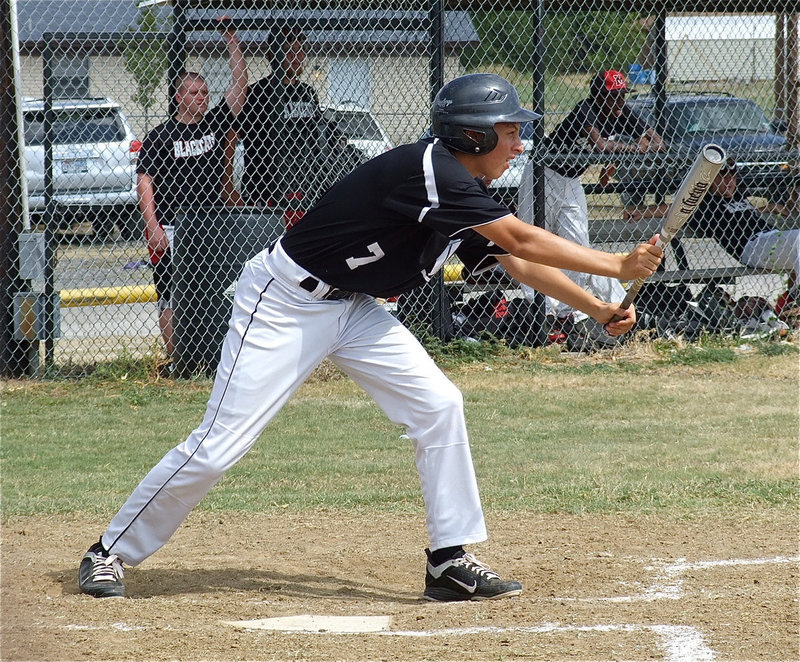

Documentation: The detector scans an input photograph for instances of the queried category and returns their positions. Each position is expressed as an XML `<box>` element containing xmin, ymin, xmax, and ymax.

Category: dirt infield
<box><xmin>3</xmin><ymin>510</ymin><xmax>798</xmax><ymax>661</ymax></box>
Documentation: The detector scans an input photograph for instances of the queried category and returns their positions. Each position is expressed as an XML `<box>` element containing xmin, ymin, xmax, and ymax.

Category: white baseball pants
<box><xmin>518</xmin><ymin>163</ymin><xmax>627</xmax><ymax>319</ymax></box>
<box><xmin>740</xmin><ymin>227</ymin><xmax>800</xmax><ymax>276</ymax></box>
<box><xmin>101</xmin><ymin>240</ymin><xmax>488</xmax><ymax>565</ymax></box>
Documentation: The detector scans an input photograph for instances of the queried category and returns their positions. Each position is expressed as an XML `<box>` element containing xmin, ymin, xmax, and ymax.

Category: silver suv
<box><xmin>22</xmin><ymin>97</ymin><xmax>141</xmax><ymax>240</ymax></box>
<box><xmin>320</xmin><ymin>103</ymin><xmax>394</xmax><ymax>160</ymax></box>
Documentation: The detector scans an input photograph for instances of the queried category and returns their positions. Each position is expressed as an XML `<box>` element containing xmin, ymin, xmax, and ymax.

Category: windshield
<box><xmin>667</xmin><ymin>100</ymin><xmax>772</xmax><ymax>136</ymax></box>
<box><xmin>23</xmin><ymin>108</ymin><xmax>125</xmax><ymax>146</ymax></box>
<box><xmin>325</xmin><ymin>110</ymin><xmax>383</xmax><ymax>140</ymax></box>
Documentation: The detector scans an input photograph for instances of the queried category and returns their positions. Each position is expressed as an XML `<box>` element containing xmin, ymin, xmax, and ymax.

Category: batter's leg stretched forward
<box><xmin>97</xmin><ymin>249</ymin><xmax>355</xmax><ymax>565</ymax></box>
<box><xmin>83</xmin><ymin>244</ymin><xmax>489</xmax><ymax>576</ymax></box>
<box><xmin>329</xmin><ymin>298</ymin><xmax>488</xmax><ymax>550</ymax></box>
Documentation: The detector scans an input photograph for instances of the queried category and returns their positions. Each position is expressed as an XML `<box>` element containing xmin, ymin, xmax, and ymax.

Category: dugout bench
<box><xmin>587</xmin><ymin>213</ymin><xmax>790</xmax><ymax>292</ymax></box>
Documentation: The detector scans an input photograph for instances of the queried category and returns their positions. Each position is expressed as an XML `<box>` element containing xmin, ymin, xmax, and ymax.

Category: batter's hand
<box><xmin>145</xmin><ymin>224</ymin><xmax>169</xmax><ymax>260</ymax></box>
<box><xmin>597</xmin><ymin>302</ymin><xmax>636</xmax><ymax>336</ymax></box>
<box><xmin>619</xmin><ymin>235</ymin><xmax>662</xmax><ymax>281</ymax></box>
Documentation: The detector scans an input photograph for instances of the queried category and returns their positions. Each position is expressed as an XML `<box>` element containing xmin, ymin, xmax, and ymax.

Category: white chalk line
<box><xmin>225</xmin><ymin>620</ymin><xmax>715</xmax><ymax>662</ymax></box>
<box><xmin>64</xmin><ymin>622</ymin><xmax>146</xmax><ymax>631</ymax></box>
<box><xmin>552</xmin><ymin>554</ymin><xmax>800</xmax><ymax>603</ymax></box>
<box><xmin>63</xmin><ymin>618</ymin><xmax>714</xmax><ymax>662</ymax></box>
<box><xmin>385</xmin><ymin>623</ymin><xmax>716</xmax><ymax>662</ymax></box>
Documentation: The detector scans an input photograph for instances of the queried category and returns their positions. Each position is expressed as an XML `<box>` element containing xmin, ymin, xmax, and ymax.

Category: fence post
<box><xmin>526</xmin><ymin>1</ymin><xmax>548</xmax><ymax>340</ymax></box>
<box><xmin>167</xmin><ymin>0</ymin><xmax>187</xmax><ymax>118</ymax></box>
<box><xmin>41</xmin><ymin>33</ymin><xmax>59</xmax><ymax>372</ymax></box>
<box><xmin>0</xmin><ymin>0</ymin><xmax>37</xmax><ymax>376</ymax></box>
<box><xmin>531</xmin><ymin>1</ymin><xmax>546</xmax><ymax>230</ymax></box>
<box><xmin>426</xmin><ymin>0</ymin><xmax>453</xmax><ymax>341</ymax></box>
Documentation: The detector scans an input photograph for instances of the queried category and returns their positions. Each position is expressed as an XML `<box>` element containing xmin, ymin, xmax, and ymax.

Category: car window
<box><xmin>23</xmin><ymin>108</ymin><xmax>125</xmax><ymax>146</ymax></box>
<box><xmin>326</xmin><ymin>110</ymin><xmax>382</xmax><ymax>140</ymax></box>
<box><xmin>519</xmin><ymin>121</ymin><xmax>537</xmax><ymax>140</ymax></box>
<box><xmin>669</xmin><ymin>101</ymin><xmax>772</xmax><ymax>136</ymax></box>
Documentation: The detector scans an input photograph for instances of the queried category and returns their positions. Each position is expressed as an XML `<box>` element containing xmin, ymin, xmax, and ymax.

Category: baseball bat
<box><xmin>611</xmin><ymin>143</ymin><xmax>726</xmax><ymax>320</ymax></box>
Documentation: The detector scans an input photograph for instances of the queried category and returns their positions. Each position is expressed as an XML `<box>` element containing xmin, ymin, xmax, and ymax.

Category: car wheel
<box><xmin>91</xmin><ymin>209</ymin><xmax>117</xmax><ymax>242</ymax></box>
<box><xmin>118</xmin><ymin>206</ymin><xmax>143</xmax><ymax>241</ymax></box>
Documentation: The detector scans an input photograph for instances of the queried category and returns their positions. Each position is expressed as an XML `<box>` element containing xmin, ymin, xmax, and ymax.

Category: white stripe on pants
<box><xmin>102</xmin><ymin>245</ymin><xmax>487</xmax><ymax>565</ymax></box>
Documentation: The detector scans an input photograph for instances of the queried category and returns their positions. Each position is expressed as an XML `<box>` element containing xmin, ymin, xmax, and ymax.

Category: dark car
<box><xmin>625</xmin><ymin>93</ymin><xmax>791</xmax><ymax>202</ymax></box>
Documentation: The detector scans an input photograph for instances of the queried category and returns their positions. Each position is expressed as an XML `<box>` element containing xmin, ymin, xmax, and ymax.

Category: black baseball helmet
<box><xmin>431</xmin><ymin>73</ymin><xmax>541</xmax><ymax>154</ymax></box>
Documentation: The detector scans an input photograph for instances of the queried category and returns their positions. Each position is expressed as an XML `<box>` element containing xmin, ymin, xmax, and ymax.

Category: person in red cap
<box><xmin>518</xmin><ymin>69</ymin><xmax>665</xmax><ymax>351</ymax></box>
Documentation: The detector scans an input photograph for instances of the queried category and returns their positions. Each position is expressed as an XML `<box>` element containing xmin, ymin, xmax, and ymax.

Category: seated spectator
<box><xmin>625</xmin><ymin>158</ymin><xmax>799</xmax><ymax>326</ymax></box>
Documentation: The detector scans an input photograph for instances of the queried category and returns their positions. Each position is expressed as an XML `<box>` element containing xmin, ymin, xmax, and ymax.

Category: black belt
<box><xmin>299</xmin><ymin>276</ymin><xmax>353</xmax><ymax>300</ymax></box>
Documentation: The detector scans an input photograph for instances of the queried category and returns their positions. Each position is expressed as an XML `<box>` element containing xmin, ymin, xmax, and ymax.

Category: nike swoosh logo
<box><xmin>450</xmin><ymin>577</ymin><xmax>477</xmax><ymax>593</ymax></box>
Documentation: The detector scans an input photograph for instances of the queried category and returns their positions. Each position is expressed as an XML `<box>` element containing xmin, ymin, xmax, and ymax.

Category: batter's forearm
<box><xmin>510</xmin><ymin>225</ymin><xmax>626</xmax><ymax>278</ymax></box>
<box><xmin>500</xmin><ymin>257</ymin><xmax>606</xmax><ymax>319</ymax></box>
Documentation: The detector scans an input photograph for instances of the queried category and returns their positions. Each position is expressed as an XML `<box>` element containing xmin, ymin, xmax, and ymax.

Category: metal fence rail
<box><xmin>2</xmin><ymin>0</ymin><xmax>797</xmax><ymax>376</ymax></box>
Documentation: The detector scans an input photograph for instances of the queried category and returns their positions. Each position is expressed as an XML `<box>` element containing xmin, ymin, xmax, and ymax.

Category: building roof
<box><xmin>17</xmin><ymin>1</ymin><xmax>144</xmax><ymax>42</ymax></box>
<box><xmin>185</xmin><ymin>9</ymin><xmax>478</xmax><ymax>48</ymax></box>
<box><xmin>169</xmin><ymin>0</ymin><xmax>799</xmax><ymax>12</ymax></box>
<box><xmin>15</xmin><ymin>0</ymin><xmax>477</xmax><ymax>48</ymax></box>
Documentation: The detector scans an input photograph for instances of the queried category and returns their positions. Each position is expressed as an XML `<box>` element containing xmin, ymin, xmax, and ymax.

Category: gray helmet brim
<box><xmin>500</xmin><ymin>108</ymin><xmax>542</xmax><ymax>123</ymax></box>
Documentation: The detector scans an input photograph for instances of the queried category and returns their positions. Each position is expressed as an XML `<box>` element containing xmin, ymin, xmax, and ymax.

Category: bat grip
<box><xmin>608</xmin><ymin>233</ymin><xmax>664</xmax><ymax>323</ymax></box>
<box><xmin>609</xmin><ymin>279</ymin><xmax>645</xmax><ymax>323</ymax></box>
<box><xmin>605</xmin><ymin>143</ymin><xmax>725</xmax><ymax>331</ymax></box>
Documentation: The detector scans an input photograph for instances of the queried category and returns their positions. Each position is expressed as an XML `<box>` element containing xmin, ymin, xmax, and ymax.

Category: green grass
<box><xmin>2</xmin><ymin>346</ymin><xmax>798</xmax><ymax>519</ymax></box>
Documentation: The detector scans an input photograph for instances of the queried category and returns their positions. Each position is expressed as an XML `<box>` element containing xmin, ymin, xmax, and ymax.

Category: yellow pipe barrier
<box><xmin>59</xmin><ymin>285</ymin><xmax>158</xmax><ymax>308</ymax></box>
<box><xmin>60</xmin><ymin>264</ymin><xmax>465</xmax><ymax>308</ymax></box>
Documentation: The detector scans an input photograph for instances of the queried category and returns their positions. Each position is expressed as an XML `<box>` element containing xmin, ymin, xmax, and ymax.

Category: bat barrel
<box><xmin>701</xmin><ymin>143</ymin><xmax>726</xmax><ymax>165</ymax></box>
<box><xmin>611</xmin><ymin>143</ymin><xmax>727</xmax><ymax>323</ymax></box>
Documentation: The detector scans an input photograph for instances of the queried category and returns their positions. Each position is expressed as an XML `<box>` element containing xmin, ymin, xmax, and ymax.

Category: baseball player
<box><xmin>78</xmin><ymin>73</ymin><xmax>662</xmax><ymax>602</ymax></box>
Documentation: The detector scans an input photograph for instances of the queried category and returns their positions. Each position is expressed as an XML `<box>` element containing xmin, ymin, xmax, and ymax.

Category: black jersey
<box><xmin>545</xmin><ymin>98</ymin><xmax>650</xmax><ymax>178</ymax></box>
<box><xmin>687</xmin><ymin>191</ymin><xmax>773</xmax><ymax>259</ymax></box>
<box><xmin>136</xmin><ymin>104</ymin><xmax>234</xmax><ymax>226</ymax></box>
<box><xmin>280</xmin><ymin>139</ymin><xmax>513</xmax><ymax>298</ymax></box>
<box><xmin>237</xmin><ymin>75</ymin><xmax>322</xmax><ymax>206</ymax></box>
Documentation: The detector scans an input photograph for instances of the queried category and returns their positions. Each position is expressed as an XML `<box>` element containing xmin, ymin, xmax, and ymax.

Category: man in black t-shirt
<box><xmin>136</xmin><ymin>19</ymin><xmax>247</xmax><ymax>357</ymax></box>
<box><xmin>236</xmin><ymin>28</ymin><xmax>319</xmax><ymax>209</ymax></box>
<box><xmin>236</xmin><ymin>27</ymin><xmax>357</xmax><ymax>223</ymax></box>
<box><xmin>79</xmin><ymin>74</ymin><xmax>663</xmax><ymax>603</ymax></box>
<box><xmin>518</xmin><ymin>70</ymin><xmax>666</xmax><ymax>349</ymax></box>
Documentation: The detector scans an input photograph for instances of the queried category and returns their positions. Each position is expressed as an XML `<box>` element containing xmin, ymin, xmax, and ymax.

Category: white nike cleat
<box><xmin>423</xmin><ymin>549</ymin><xmax>522</xmax><ymax>602</ymax></box>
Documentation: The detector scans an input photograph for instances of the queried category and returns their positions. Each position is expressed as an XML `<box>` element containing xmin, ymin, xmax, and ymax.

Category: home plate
<box><xmin>222</xmin><ymin>615</ymin><xmax>392</xmax><ymax>633</ymax></box>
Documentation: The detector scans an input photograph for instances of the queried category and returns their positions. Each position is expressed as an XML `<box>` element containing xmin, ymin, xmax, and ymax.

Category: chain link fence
<box><xmin>3</xmin><ymin>0</ymin><xmax>798</xmax><ymax>377</ymax></box>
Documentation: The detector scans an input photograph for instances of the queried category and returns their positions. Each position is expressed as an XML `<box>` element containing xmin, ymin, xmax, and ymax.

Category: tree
<box><xmin>461</xmin><ymin>10</ymin><xmax>646</xmax><ymax>78</ymax></box>
<box><xmin>122</xmin><ymin>7</ymin><xmax>168</xmax><ymax>133</ymax></box>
